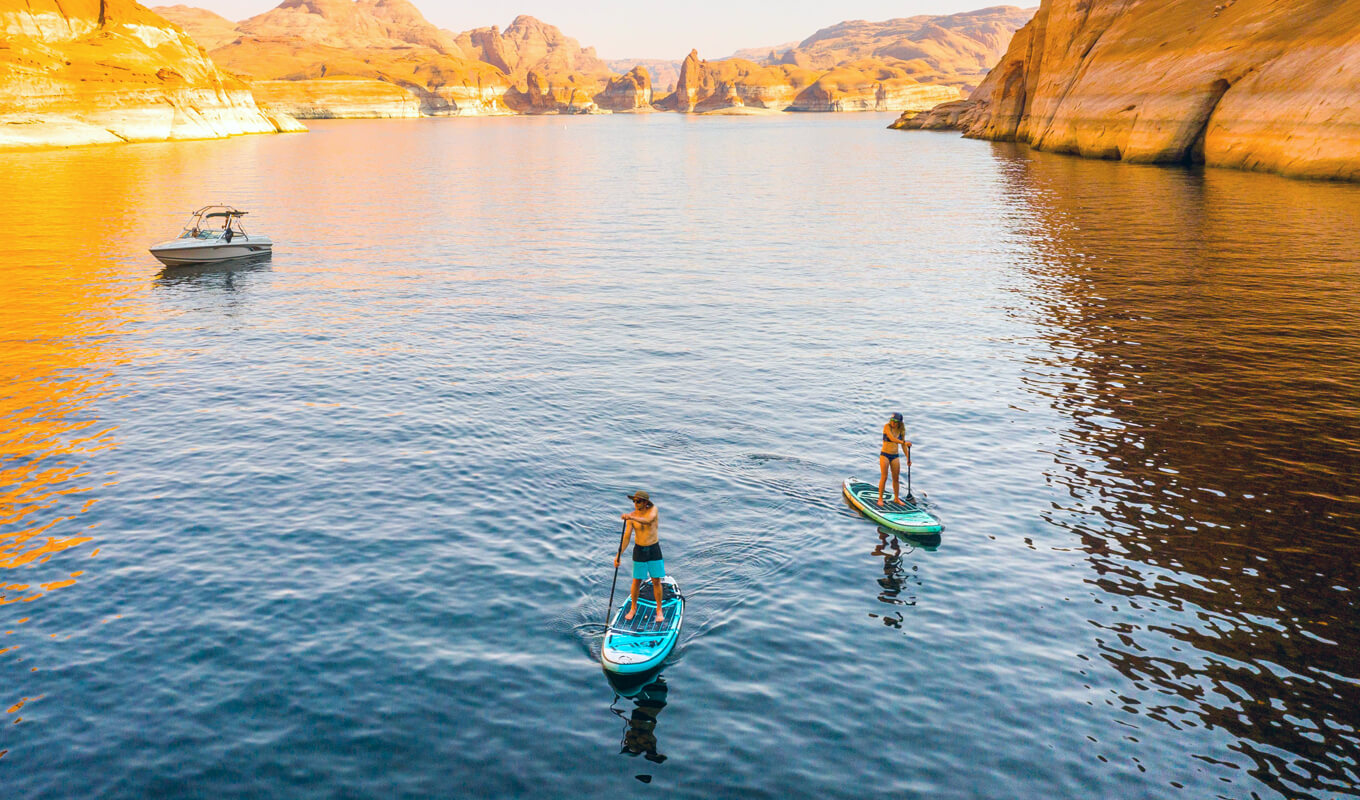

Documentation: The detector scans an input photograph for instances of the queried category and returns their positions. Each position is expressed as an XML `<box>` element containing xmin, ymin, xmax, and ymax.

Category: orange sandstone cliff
<box><xmin>594</xmin><ymin>66</ymin><xmax>652</xmax><ymax>112</ymax></box>
<box><xmin>196</xmin><ymin>0</ymin><xmax>514</xmax><ymax>117</ymax></box>
<box><xmin>773</xmin><ymin>6</ymin><xmax>1033</xmax><ymax>93</ymax></box>
<box><xmin>0</xmin><ymin>0</ymin><xmax>302</xmax><ymax>148</ymax></box>
<box><xmin>461</xmin><ymin>16</ymin><xmax>616</xmax><ymax>114</ymax></box>
<box><xmin>894</xmin><ymin>0</ymin><xmax>1360</xmax><ymax>182</ymax></box>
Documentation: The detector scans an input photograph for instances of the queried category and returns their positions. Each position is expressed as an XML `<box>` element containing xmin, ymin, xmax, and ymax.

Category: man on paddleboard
<box><xmin>615</xmin><ymin>490</ymin><xmax>666</xmax><ymax>623</ymax></box>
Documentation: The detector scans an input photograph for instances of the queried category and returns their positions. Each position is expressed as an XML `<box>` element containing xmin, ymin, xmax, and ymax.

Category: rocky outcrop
<box><xmin>605</xmin><ymin>58</ymin><xmax>678</xmax><ymax>90</ymax></box>
<box><xmin>0</xmin><ymin>0</ymin><xmax>303</xmax><ymax>149</ymax></box>
<box><xmin>897</xmin><ymin>0</ymin><xmax>1360</xmax><ymax>182</ymax></box>
<box><xmin>655</xmin><ymin>50</ymin><xmax>707</xmax><ymax>112</ymax></box>
<box><xmin>655</xmin><ymin>51</ymin><xmax>820</xmax><ymax>112</ymax></box>
<box><xmin>455</xmin><ymin>15</ymin><xmax>615</xmax><ymax>108</ymax></box>
<box><xmin>789</xmin><ymin>61</ymin><xmax>961</xmax><ymax>112</ymax></box>
<box><xmin>594</xmin><ymin>66</ymin><xmax>652</xmax><ymax>112</ymax></box>
<box><xmin>208</xmin><ymin>0</ymin><xmax>513</xmax><ymax>116</ymax></box>
<box><xmin>504</xmin><ymin>69</ymin><xmax>601</xmax><ymax>114</ymax></box>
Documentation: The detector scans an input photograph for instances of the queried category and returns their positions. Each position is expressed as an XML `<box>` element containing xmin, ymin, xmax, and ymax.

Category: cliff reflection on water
<box><xmin>1002</xmin><ymin>144</ymin><xmax>1360</xmax><ymax>798</ymax></box>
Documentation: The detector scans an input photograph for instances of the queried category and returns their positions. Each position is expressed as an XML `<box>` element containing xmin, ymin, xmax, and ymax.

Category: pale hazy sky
<box><xmin>195</xmin><ymin>0</ymin><xmax>1014</xmax><ymax>60</ymax></box>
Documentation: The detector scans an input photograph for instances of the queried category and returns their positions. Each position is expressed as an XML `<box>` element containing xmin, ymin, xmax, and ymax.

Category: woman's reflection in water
<box><xmin>608</xmin><ymin>674</ymin><xmax>669</xmax><ymax>782</ymax></box>
<box><xmin>868</xmin><ymin>527</ymin><xmax>937</xmax><ymax>628</ymax></box>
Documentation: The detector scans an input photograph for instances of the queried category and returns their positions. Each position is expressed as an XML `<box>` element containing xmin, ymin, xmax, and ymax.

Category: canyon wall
<box><xmin>0</xmin><ymin>0</ymin><xmax>302</xmax><ymax>149</ymax></box>
<box><xmin>895</xmin><ymin>0</ymin><xmax>1360</xmax><ymax>182</ymax></box>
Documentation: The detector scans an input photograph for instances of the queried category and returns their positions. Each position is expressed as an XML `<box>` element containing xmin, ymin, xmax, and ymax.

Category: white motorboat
<box><xmin>149</xmin><ymin>205</ymin><xmax>272</xmax><ymax>267</ymax></box>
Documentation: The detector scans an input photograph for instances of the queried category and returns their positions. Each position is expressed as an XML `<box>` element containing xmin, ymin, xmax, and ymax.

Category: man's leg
<box><xmin>652</xmin><ymin>576</ymin><xmax>665</xmax><ymax>623</ymax></box>
<box><xmin>625</xmin><ymin>578</ymin><xmax>642</xmax><ymax>620</ymax></box>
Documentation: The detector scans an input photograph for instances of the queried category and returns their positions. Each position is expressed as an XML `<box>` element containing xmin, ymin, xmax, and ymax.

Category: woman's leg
<box><xmin>877</xmin><ymin>454</ymin><xmax>890</xmax><ymax>505</ymax></box>
<box><xmin>890</xmin><ymin>456</ymin><xmax>902</xmax><ymax>501</ymax></box>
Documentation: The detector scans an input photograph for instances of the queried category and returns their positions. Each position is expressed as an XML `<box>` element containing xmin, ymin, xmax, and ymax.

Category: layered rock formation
<box><xmin>459</xmin><ymin>16</ymin><xmax>615</xmax><ymax>114</ymax></box>
<box><xmin>655</xmin><ymin>49</ymin><xmax>960</xmax><ymax>114</ymax></box>
<box><xmin>789</xmin><ymin>61</ymin><xmax>961</xmax><ymax>112</ymax></box>
<box><xmin>777</xmin><ymin>6</ymin><xmax>1034</xmax><ymax>92</ymax></box>
<box><xmin>250</xmin><ymin>78</ymin><xmax>420</xmax><ymax>118</ymax></box>
<box><xmin>152</xmin><ymin>4</ymin><xmax>240</xmax><ymax>49</ymax></box>
<box><xmin>895</xmin><ymin>0</ymin><xmax>1360</xmax><ymax>182</ymax></box>
<box><xmin>654</xmin><ymin>51</ymin><xmax>820</xmax><ymax>113</ymax></box>
<box><xmin>0</xmin><ymin>0</ymin><xmax>302</xmax><ymax>149</ymax></box>
<box><xmin>202</xmin><ymin>0</ymin><xmax>513</xmax><ymax>116</ymax></box>
<box><xmin>594</xmin><ymin>67</ymin><xmax>652</xmax><ymax>112</ymax></box>
<box><xmin>654</xmin><ymin>8</ymin><xmax>1027</xmax><ymax>113</ymax></box>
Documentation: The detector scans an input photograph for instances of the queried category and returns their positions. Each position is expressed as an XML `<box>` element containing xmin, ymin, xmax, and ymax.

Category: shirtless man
<box><xmin>614</xmin><ymin>490</ymin><xmax>666</xmax><ymax>623</ymax></box>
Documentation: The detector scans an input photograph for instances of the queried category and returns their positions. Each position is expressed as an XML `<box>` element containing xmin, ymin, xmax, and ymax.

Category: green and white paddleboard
<box><xmin>843</xmin><ymin>478</ymin><xmax>943</xmax><ymax>534</ymax></box>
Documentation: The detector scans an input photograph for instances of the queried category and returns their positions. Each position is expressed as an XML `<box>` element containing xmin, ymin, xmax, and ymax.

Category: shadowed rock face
<box><xmin>0</xmin><ymin>0</ymin><xmax>303</xmax><ymax>149</ymax></box>
<box><xmin>895</xmin><ymin>0</ymin><xmax>1360</xmax><ymax>182</ymax></box>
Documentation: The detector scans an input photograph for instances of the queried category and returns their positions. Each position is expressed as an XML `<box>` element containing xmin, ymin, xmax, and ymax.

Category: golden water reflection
<box><xmin>0</xmin><ymin>146</ymin><xmax>156</xmax><ymax>728</ymax></box>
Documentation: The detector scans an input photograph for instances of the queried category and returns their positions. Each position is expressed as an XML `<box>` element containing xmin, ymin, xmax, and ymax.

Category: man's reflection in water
<box><xmin>611</xmin><ymin>675</ymin><xmax>669</xmax><ymax>778</ymax></box>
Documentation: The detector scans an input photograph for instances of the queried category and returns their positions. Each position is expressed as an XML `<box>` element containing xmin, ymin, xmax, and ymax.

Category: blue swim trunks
<box><xmin>632</xmin><ymin>542</ymin><xmax>665</xmax><ymax>580</ymax></box>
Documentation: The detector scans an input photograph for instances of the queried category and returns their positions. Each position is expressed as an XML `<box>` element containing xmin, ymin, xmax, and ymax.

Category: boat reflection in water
<box><xmin>605</xmin><ymin>669</ymin><xmax>670</xmax><ymax>782</ymax></box>
<box><xmin>155</xmin><ymin>252</ymin><xmax>273</xmax><ymax>288</ymax></box>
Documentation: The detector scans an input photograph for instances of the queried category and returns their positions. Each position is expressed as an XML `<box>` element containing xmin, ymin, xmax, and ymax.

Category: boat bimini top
<box><xmin>178</xmin><ymin>205</ymin><xmax>253</xmax><ymax>241</ymax></box>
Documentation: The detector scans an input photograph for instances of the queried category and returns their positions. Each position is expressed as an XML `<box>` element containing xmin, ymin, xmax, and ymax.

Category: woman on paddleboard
<box><xmin>878</xmin><ymin>412</ymin><xmax>911</xmax><ymax>506</ymax></box>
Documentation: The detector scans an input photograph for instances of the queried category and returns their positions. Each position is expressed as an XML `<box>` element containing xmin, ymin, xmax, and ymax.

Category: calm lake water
<box><xmin>1</xmin><ymin>114</ymin><xmax>1358</xmax><ymax>799</ymax></box>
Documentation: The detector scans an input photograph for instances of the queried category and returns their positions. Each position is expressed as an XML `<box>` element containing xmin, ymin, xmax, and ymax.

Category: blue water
<box><xmin>1</xmin><ymin>114</ymin><xmax>1358</xmax><ymax>798</ymax></box>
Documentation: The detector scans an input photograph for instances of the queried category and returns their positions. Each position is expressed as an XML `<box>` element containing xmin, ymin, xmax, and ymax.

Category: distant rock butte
<box><xmin>893</xmin><ymin>0</ymin><xmax>1360</xmax><ymax>182</ymax></box>
<box><xmin>0</xmin><ymin>0</ymin><xmax>302</xmax><ymax>149</ymax></box>
<box><xmin>595</xmin><ymin>67</ymin><xmax>653</xmax><ymax>112</ymax></box>
<box><xmin>606</xmin><ymin>58</ymin><xmax>678</xmax><ymax>91</ymax></box>
<box><xmin>654</xmin><ymin>49</ymin><xmax>961</xmax><ymax>114</ymax></box>
<box><xmin>779</xmin><ymin>6</ymin><xmax>1034</xmax><ymax>93</ymax></box>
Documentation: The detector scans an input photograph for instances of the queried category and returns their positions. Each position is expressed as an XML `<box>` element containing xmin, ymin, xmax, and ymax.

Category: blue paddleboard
<box><xmin>601</xmin><ymin>576</ymin><xmax>684</xmax><ymax>675</ymax></box>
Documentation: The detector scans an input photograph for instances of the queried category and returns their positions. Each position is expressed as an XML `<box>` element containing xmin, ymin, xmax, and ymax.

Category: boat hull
<box><xmin>149</xmin><ymin>238</ymin><xmax>273</xmax><ymax>266</ymax></box>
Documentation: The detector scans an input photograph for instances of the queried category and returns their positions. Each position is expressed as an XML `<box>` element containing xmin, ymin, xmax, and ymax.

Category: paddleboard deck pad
<box><xmin>843</xmin><ymin>478</ymin><xmax>944</xmax><ymax>534</ymax></box>
<box><xmin>602</xmin><ymin>576</ymin><xmax>684</xmax><ymax>675</ymax></box>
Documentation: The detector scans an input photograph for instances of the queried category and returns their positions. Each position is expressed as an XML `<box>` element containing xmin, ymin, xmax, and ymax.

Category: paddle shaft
<box><xmin>605</xmin><ymin>521</ymin><xmax>628</xmax><ymax>628</ymax></box>
<box><xmin>906</xmin><ymin>444</ymin><xmax>913</xmax><ymax>499</ymax></box>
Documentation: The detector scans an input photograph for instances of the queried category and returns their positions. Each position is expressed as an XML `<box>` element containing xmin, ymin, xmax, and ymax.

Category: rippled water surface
<box><xmin>2</xmin><ymin>115</ymin><xmax>1358</xmax><ymax>798</ymax></box>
